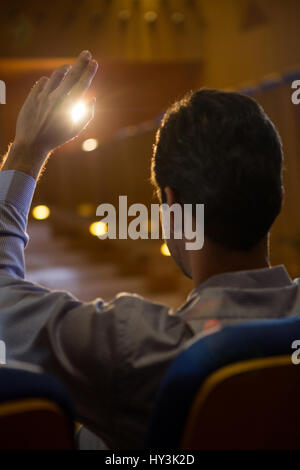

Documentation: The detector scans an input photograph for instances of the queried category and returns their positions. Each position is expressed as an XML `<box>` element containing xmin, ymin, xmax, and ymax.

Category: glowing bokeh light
<box><xmin>32</xmin><ymin>205</ymin><xmax>50</xmax><ymax>220</ymax></box>
<box><xmin>144</xmin><ymin>11</ymin><xmax>158</xmax><ymax>23</ymax></box>
<box><xmin>160</xmin><ymin>242</ymin><xmax>171</xmax><ymax>256</ymax></box>
<box><xmin>89</xmin><ymin>221</ymin><xmax>108</xmax><ymax>237</ymax></box>
<box><xmin>71</xmin><ymin>101</ymin><xmax>87</xmax><ymax>124</ymax></box>
<box><xmin>82</xmin><ymin>138</ymin><xmax>98</xmax><ymax>152</ymax></box>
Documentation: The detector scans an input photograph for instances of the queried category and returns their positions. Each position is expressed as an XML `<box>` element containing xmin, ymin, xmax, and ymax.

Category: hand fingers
<box><xmin>25</xmin><ymin>76</ymin><xmax>49</xmax><ymax>103</ymax></box>
<box><xmin>41</xmin><ymin>64</ymin><xmax>72</xmax><ymax>96</ymax></box>
<box><xmin>67</xmin><ymin>60</ymin><xmax>98</xmax><ymax>102</ymax></box>
<box><xmin>54</xmin><ymin>50</ymin><xmax>92</xmax><ymax>98</ymax></box>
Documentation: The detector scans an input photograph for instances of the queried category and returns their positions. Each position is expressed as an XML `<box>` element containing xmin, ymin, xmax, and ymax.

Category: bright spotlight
<box><xmin>82</xmin><ymin>138</ymin><xmax>98</xmax><ymax>152</ymax></box>
<box><xmin>32</xmin><ymin>205</ymin><xmax>50</xmax><ymax>220</ymax></box>
<box><xmin>89</xmin><ymin>221</ymin><xmax>107</xmax><ymax>237</ymax></box>
<box><xmin>160</xmin><ymin>242</ymin><xmax>171</xmax><ymax>257</ymax></box>
<box><xmin>71</xmin><ymin>101</ymin><xmax>87</xmax><ymax>124</ymax></box>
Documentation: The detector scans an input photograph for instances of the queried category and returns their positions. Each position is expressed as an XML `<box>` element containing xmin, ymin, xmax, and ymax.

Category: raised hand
<box><xmin>2</xmin><ymin>50</ymin><xmax>98</xmax><ymax>178</ymax></box>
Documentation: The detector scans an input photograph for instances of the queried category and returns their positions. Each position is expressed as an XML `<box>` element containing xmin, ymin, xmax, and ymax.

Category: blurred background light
<box><xmin>71</xmin><ymin>101</ymin><xmax>87</xmax><ymax>124</ymax></box>
<box><xmin>144</xmin><ymin>11</ymin><xmax>158</xmax><ymax>24</ymax></box>
<box><xmin>118</xmin><ymin>9</ymin><xmax>131</xmax><ymax>22</ymax></box>
<box><xmin>89</xmin><ymin>221</ymin><xmax>108</xmax><ymax>237</ymax></box>
<box><xmin>82</xmin><ymin>138</ymin><xmax>98</xmax><ymax>152</ymax></box>
<box><xmin>160</xmin><ymin>242</ymin><xmax>171</xmax><ymax>256</ymax></box>
<box><xmin>171</xmin><ymin>12</ymin><xmax>185</xmax><ymax>25</ymax></box>
<box><xmin>32</xmin><ymin>205</ymin><xmax>50</xmax><ymax>220</ymax></box>
<box><xmin>76</xmin><ymin>203</ymin><xmax>95</xmax><ymax>217</ymax></box>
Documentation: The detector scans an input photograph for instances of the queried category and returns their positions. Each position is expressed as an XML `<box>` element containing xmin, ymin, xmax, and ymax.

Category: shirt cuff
<box><xmin>0</xmin><ymin>170</ymin><xmax>36</xmax><ymax>216</ymax></box>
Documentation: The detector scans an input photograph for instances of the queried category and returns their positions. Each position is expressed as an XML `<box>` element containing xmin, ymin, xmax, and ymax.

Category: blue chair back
<box><xmin>0</xmin><ymin>364</ymin><xmax>75</xmax><ymax>449</ymax></box>
<box><xmin>146</xmin><ymin>316</ymin><xmax>300</xmax><ymax>449</ymax></box>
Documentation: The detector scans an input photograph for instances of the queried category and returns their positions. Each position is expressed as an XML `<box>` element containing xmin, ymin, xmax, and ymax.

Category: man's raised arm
<box><xmin>0</xmin><ymin>50</ymin><xmax>97</xmax><ymax>279</ymax></box>
<box><xmin>0</xmin><ymin>51</ymin><xmax>116</xmax><ymax>438</ymax></box>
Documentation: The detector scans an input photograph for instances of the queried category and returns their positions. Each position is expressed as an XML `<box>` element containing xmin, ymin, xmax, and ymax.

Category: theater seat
<box><xmin>146</xmin><ymin>316</ymin><xmax>300</xmax><ymax>450</ymax></box>
<box><xmin>0</xmin><ymin>364</ymin><xmax>75</xmax><ymax>449</ymax></box>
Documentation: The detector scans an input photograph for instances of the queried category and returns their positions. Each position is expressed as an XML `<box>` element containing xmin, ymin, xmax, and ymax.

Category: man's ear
<box><xmin>164</xmin><ymin>186</ymin><xmax>177</xmax><ymax>206</ymax></box>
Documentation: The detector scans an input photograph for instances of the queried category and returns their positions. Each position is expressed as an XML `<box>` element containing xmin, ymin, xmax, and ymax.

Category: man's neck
<box><xmin>190</xmin><ymin>238</ymin><xmax>270</xmax><ymax>288</ymax></box>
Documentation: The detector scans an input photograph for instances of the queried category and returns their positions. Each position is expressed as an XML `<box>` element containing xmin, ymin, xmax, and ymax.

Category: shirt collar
<box><xmin>187</xmin><ymin>265</ymin><xmax>293</xmax><ymax>300</ymax></box>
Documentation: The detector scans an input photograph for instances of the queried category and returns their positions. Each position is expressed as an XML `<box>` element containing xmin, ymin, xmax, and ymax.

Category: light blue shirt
<box><xmin>0</xmin><ymin>169</ymin><xmax>298</xmax><ymax>449</ymax></box>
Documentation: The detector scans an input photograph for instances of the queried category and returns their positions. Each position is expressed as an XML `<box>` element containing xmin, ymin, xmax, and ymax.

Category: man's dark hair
<box><xmin>151</xmin><ymin>89</ymin><xmax>284</xmax><ymax>251</ymax></box>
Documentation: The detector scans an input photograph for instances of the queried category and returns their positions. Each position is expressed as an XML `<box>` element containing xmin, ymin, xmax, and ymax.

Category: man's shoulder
<box><xmin>98</xmin><ymin>291</ymin><xmax>191</xmax><ymax>335</ymax></box>
<box><xmin>101</xmin><ymin>292</ymin><xmax>176</xmax><ymax>319</ymax></box>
